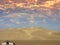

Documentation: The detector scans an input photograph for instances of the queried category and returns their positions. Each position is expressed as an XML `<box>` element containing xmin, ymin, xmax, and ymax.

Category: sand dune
<box><xmin>0</xmin><ymin>28</ymin><xmax>60</xmax><ymax>40</ymax></box>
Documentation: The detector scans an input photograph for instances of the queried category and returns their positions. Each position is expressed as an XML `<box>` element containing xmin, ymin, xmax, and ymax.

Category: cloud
<box><xmin>27</xmin><ymin>15</ymin><xmax>35</xmax><ymax>24</ymax></box>
<box><xmin>9</xmin><ymin>19</ymin><xmax>21</xmax><ymax>24</ymax></box>
<box><xmin>51</xmin><ymin>18</ymin><xmax>57</xmax><ymax>22</ymax></box>
<box><xmin>1</xmin><ymin>13</ymin><xmax>25</xmax><ymax>18</ymax></box>
<box><xmin>29</xmin><ymin>20</ymin><xmax>35</xmax><ymax>23</ymax></box>
<box><xmin>0</xmin><ymin>0</ymin><xmax>60</xmax><ymax>10</ymax></box>
<box><xmin>41</xmin><ymin>19</ymin><xmax>47</xmax><ymax>24</ymax></box>
<box><xmin>0</xmin><ymin>0</ymin><xmax>60</xmax><ymax>28</ymax></box>
<box><xmin>0</xmin><ymin>23</ymin><xmax>10</xmax><ymax>28</ymax></box>
<box><xmin>55</xmin><ymin>0</ymin><xmax>60</xmax><ymax>4</ymax></box>
<box><xmin>0</xmin><ymin>19</ymin><xmax>4</xmax><ymax>22</ymax></box>
<box><xmin>40</xmin><ymin>0</ymin><xmax>54</xmax><ymax>8</ymax></box>
<box><xmin>38</xmin><ymin>14</ymin><xmax>46</xmax><ymax>18</ymax></box>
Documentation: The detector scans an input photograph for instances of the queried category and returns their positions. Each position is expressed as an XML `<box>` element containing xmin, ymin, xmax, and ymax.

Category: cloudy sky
<box><xmin>0</xmin><ymin>0</ymin><xmax>60</xmax><ymax>31</ymax></box>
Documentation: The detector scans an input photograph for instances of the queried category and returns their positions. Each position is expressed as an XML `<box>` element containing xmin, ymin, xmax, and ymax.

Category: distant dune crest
<box><xmin>0</xmin><ymin>27</ymin><xmax>60</xmax><ymax>40</ymax></box>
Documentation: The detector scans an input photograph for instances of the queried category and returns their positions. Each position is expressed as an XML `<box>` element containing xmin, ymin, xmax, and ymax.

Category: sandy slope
<box><xmin>0</xmin><ymin>28</ymin><xmax>60</xmax><ymax>40</ymax></box>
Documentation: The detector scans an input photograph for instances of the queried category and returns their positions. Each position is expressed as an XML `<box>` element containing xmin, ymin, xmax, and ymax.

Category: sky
<box><xmin>0</xmin><ymin>0</ymin><xmax>60</xmax><ymax>31</ymax></box>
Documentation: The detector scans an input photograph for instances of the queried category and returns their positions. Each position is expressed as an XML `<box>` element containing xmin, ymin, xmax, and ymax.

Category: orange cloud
<box><xmin>40</xmin><ymin>0</ymin><xmax>60</xmax><ymax>8</ymax></box>
<box><xmin>16</xmin><ymin>3</ymin><xmax>24</xmax><ymax>7</ymax></box>
<box><xmin>0</xmin><ymin>0</ymin><xmax>60</xmax><ymax>9</ymax></box>
<box><xmin>40</xmin><ymin>1</ymin><xmax>55</xmax><ymax>8</ymax></box>
<box><xmin>55</xmin><ymin>0</ymin><xmax>60</xmax><ymax>4</ymax></box>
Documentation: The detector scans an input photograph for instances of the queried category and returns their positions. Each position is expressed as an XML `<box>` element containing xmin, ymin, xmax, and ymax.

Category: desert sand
<box><xmin>0</xmin><ymin>27</ymin><xmax>60</xmax><ymax>40</ymax></box>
